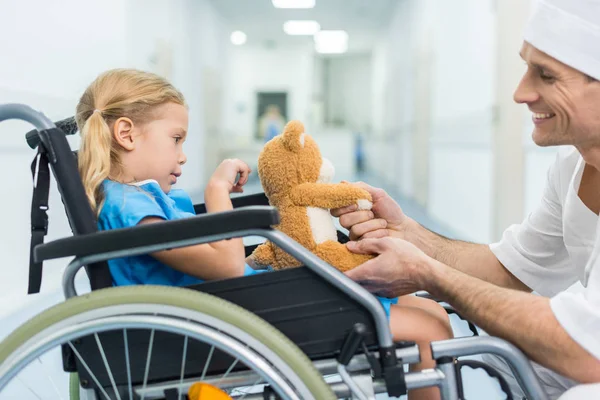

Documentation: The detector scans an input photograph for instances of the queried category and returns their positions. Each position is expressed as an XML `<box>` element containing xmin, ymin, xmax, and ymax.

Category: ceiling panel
<box><xmin>208</xmin><ymin>0</ymin><xmax>397</xmax><ymax>52</ymax></box>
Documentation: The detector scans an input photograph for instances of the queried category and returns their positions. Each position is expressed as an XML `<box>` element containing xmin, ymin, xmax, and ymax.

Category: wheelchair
<box><xmin>0</xmin><ymin>103</ymin><xmax>550</xmax><ymax>400</ymax></box>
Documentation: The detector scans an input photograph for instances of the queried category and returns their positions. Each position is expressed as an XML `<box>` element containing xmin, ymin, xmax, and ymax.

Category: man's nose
<box><xmin>513</xmin><ymin>72</ymin><xmax>539</xmax><ymax>105</ymax></box>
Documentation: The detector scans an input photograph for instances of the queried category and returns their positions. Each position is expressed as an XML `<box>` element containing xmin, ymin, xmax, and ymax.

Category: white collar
<box><xmin>128</xmin><ymin>179</ymin><xmax>159</xmax><ymax>187</ymax></box>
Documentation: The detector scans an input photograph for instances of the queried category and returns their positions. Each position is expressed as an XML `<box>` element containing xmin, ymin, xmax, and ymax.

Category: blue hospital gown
<box><xmin>98</xmin><ymin>179</ymin><xmax>261</xmax><ymax>286</ymax></box>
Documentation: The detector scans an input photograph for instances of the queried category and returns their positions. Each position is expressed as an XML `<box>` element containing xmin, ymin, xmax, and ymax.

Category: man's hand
<box><xmin>332</xmin><ymin>182</ymin><xmax>526</xmax><ymax>292</ymax></box>
<box><xmin>344</xmin><ymin>237</ymin><xmax>434</xmax><ymax>297</ymax></box>
<box><xmin>331</xmin><ymin>182</ymin><xmax>411</xmax><ymax>240</ymax></box>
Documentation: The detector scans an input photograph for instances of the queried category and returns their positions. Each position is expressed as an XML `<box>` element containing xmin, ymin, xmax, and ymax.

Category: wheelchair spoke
<box><xmin>216</xmin><ymin>358</ymin><xmax>239</xmax><ymax>387</ymax></box>
<box><xmin>123</xmin><ymin>329</ymin><xmax>133</xmax><ymax>400</ymax></box>
<box><xmin>16</xmin><ymin>375</ymin><xmax>42</xmax><ymax>400</ymax></box>
<box><xmin>200</xmin><ymin>345</ymin><xmax>215</xmax><ymax>381</ymax></box>
<box><xmin>141</xmin><ymin>329</ymin><xmax>156</xmax><ymax>400</ymax></box>
<box><xmin>235</xmin><ymin>377</ymin><xmax>263</xmax><ymax>399</ymax></box>
<box><xmin>94</xmin><ymin>334</ymin><xmax>121</xmax><ymax>400</ymax></box>
<box><xmin>179</xmin><ymin>335</ymin><xmax>189</xmax><ymax>398</ymax></box>
<box><xmin>68</xmin><ymin>342</ymin><xmax>112</xmax><ymax>400</ymax></box>
<box><xmin>37</xmin><ymin>357</ymin><xmax>65</xmax><ymax>400</ymax></box>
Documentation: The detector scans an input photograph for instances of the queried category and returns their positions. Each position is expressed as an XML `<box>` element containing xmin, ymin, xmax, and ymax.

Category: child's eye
<box><xmin>174</xmin><ymin>137</ymin><xmax>182</xmax><ymax>144</ymax></box>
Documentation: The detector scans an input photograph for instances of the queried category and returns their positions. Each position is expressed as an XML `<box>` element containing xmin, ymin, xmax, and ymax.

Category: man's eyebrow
<box><xmin>520</xmin><ymin>52</ymin><xmax>559</xmax><ymax>75</ymax></box>
<box><xmin>531</xmin><ymin>62</ymin><xmax>558</xmax><ymax>75</ymax></box>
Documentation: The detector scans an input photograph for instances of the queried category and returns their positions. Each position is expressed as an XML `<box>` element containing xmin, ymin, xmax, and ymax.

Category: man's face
<box><xmin>514</xmin><ymin>42</ymin><xmax>600</xmax><ymax>149</ymax></box>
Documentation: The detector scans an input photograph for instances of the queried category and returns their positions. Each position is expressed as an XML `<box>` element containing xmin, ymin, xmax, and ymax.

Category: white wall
<box><xmin>224</xmin><ymin>44</ymin><xmax>315</xmax><ymax>141</ymax></box>
<box><xmin>369</xmin><ymin>0</ymin><xmax>557</xmax><ymax>243</ymax></box>
<box><xmin>323</xmin><ymin>54</ymin><xmax>372</xmax><ymax>132</ymax></box>
<box><xmin>0</xmin><ymin>0</ymin><xmax>129</xmax><ymax>106</ymax></box>
<box><xmin>367</xmin><ymin>0</ymin><xmax>418</xmax><ymax>196</ymax></box>
<box><xmin>0</xmin><ymin>0</ymin><xmax>228</xmax><ymax>317</ymax></box>
<box><xmin>428</xmin><ymin>0</ymin><xmax>496</xmax><ymax>242</ymax></box>
<box><xmin>0</xmin><ymin>0</ymin><xmax>128</xmax><ymax>316</ymax></box>
<box><xmin>370</xmin><ymin>43</ymin><xmax>388</xmax><ymax>139</ymax></box>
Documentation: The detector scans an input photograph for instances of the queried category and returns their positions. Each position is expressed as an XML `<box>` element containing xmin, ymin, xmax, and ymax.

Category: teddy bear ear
<box><xmin>281</xmin><ymin>120</ymin><xmax>306</xmax><ymax>152</ymax></box>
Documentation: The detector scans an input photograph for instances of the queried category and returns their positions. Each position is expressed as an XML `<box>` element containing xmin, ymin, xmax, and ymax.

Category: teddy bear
<box><xmin>251</xmin><ymin>120</ymin><xmax>375</xmax><ymax>272</ymax></box>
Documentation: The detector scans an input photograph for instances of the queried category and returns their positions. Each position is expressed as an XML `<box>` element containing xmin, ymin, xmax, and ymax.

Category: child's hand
<box><xmin>209</xmin><ymin>159</ymin><xmax>252</xmax><ymax>193</ymax></box>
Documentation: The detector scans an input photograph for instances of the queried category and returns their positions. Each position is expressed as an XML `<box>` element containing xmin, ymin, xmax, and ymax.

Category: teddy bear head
<box><xmin>258</xmin><ymin>120</ymin><xmax>334</xmax><ymax>202</ymax></box>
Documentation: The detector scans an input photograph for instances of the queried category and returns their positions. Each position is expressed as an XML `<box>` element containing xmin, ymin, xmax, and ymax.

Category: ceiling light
<box><xmin>314</xmin><ymin>30</ymin><xmax>348</xmax><ymax>54</ymax></box>
<box><xmin>230</xmin><ymin>31</ymin><xmax>247</xmax><ymax>46</ymax></box>
<box><xmin>272</xmin><ymin>0</ymin><xmax>315</xmax><ymax>9</ymax></box>
<box><xmin>283</xmin><ymin>20</ymin><xmax>321</xmax><ymax>36</ymax></box>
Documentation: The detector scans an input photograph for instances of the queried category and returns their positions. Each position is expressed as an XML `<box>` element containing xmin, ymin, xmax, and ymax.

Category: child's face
<box><xmin>128</xmin><ymin>102</ymin><xmax>189</xmax><ymax>193</ymax></box>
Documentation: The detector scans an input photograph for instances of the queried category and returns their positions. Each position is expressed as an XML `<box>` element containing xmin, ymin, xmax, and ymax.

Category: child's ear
<box><xmin>113</xmin><ymin>117</ymin><xmax>136</xmax><ymax>151</ymax></box>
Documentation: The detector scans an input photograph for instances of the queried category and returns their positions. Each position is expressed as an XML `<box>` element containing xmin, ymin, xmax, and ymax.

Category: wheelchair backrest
<box><xmin>33</xmin><ymin>122</ymin><xmax>113</xmax><ymax>291</ymax></box>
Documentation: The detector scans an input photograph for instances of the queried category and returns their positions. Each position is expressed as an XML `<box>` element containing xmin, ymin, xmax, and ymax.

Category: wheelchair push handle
<box><xmin>0</xmin><ymin>103</ymin><xmax>55</xmax><ymax>134</ymax></box>
<box><xmin>25</xmin><ymin>116</ymin><xmax>77</xmax><ymax>149</ymax></box>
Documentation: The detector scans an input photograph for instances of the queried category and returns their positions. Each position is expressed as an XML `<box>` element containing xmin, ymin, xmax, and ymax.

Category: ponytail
<box><xmin>78</xmin><ymin>110</ymin><xmax>116</xmax><ymax>212</ymax></box>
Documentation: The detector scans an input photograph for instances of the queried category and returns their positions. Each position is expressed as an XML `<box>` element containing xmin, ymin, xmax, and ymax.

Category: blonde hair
<box><xmin>75</xmin><ymin>69</ymin><xmax>186</xmax><ymax>213</ymax></box>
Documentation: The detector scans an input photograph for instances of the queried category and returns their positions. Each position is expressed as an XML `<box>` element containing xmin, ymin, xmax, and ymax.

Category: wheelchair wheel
<box><xmin>0</xmin><ymin>286</ymin><xmax>335</xmax><ymax>399</ymax></box>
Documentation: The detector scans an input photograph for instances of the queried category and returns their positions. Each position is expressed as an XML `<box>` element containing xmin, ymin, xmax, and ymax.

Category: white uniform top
<box><xmin>490</xmin><ymin>147</ymin><xmax>600</xmax><ymax>360</ymax></box>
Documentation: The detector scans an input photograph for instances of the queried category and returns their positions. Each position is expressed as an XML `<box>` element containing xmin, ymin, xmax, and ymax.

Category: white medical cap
<box><xmin>524</xmin><ymin>0</ymin><xmax>600</xmax><ymax>80</ymax></box>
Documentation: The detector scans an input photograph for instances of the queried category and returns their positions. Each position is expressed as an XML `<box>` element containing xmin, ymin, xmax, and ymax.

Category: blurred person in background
<box><xmin>258</xmin><ymin>104</ymin><xmax>286</xmax><ymax>143</ymax></box>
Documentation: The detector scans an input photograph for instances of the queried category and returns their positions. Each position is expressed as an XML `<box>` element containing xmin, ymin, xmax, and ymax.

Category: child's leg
<box><xmin>389</xmin><ymin>295</ymin><xmax>454</xmax><ymax>400</ymax></box>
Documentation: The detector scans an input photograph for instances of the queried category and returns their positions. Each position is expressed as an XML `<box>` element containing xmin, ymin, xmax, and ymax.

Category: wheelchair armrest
<box><xmin>34</xmin><ymin>206</ymin><xmax>279</xmax><ymax>262</ymax></box>
<box><xmin>194</xmin><ymin>192</ymin><xmax>270</xmax><ymax>214</ymax></box>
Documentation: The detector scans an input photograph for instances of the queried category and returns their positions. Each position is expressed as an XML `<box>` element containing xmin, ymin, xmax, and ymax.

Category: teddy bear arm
<box><xmin>290</xmin><ymin>183</ymin><xmax>373</xmax><ymax>209</ymax></box>
<box><xmin>252</xmin><ymin>242</ymin><xmax>276</xmax><ymax>267</ymax></box>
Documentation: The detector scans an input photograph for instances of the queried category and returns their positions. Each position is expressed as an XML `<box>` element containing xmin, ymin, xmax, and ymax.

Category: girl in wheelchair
<box><xmin>75</xmin><ymin>68</ymin><xmax>454</xmax><ymax>400</ymax></box>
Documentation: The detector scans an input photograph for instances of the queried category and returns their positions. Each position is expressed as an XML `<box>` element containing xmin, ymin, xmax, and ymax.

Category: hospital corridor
<box><xmin>1</xmin><ymin>0</ymin><xmax>599</xmax><ymax>399</ymax></box>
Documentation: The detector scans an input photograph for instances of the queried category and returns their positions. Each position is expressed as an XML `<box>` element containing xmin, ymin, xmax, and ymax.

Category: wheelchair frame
<box><xmin>0</xmin><ymin>103</ymin><xmax>549</xmax><ymax>400</ymax></box>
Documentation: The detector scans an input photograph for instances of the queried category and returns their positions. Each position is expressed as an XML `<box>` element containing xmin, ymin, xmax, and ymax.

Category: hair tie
<box><xmin>93</xmin><ymin>109</ymin><xmax>102</xmax><ymax>115</ymax></box>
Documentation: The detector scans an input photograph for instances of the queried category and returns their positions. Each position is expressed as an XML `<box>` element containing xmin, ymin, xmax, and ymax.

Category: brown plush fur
<box><xmin>252</xmin><ymin>120</ymin><xmax>374</xmax><ymax>272</ymax></box>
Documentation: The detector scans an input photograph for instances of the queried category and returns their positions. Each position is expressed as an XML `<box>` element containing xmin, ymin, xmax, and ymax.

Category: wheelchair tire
<box><xmin>0</xmin><ymin>285</ymin><xmax>335</xmax><ymax>400</ymax></box>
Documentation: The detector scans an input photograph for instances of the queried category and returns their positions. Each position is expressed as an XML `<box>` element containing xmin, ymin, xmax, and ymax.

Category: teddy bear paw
<box><xmin>356</xmin><ymin>199</ymin><xmax>373</xmax><ymax>210</ymax></box>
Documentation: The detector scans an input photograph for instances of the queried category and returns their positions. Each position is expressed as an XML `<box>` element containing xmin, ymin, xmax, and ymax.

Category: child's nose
<box><xmin>179</xmin><ymin>152</ymin><xmax>187</xmax><ymax>165</ymax></box>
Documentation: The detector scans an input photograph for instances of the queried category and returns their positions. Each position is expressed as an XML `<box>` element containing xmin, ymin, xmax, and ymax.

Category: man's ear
<box><xmin>113</xmin><ymin>117</ymin><xmax>136</xmax><ymax>151</ymax></box>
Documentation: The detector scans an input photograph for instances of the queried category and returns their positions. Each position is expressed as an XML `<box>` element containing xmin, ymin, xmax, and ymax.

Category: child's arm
<box><xmin>289</xmin><ymin>182</ymin><xmax>373</xmax><ymax>210</ymax></box>
<box><xmin>140</xmin><ymin>216</ymin><xmax>245</xmax><ymax>280</ymax></box>
<box><xmin>142</xmin><ymin>159</ymin><xmax>252</xmax><ymax>281</ymax></box>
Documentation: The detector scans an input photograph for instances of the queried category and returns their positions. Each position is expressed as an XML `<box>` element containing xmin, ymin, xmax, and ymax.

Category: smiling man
<box><xmin>332</xmin><ymin>0</ymin><xmax>600</xmax><ymax>398</ymax></box>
